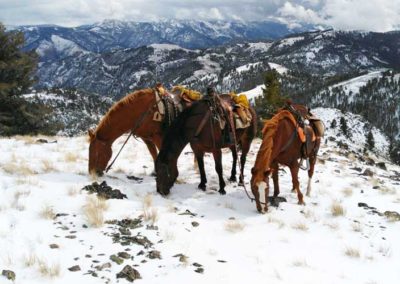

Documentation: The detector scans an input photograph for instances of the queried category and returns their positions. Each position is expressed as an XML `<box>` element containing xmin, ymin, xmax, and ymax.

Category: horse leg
<box><xmin>228</xmin><ymin>145</ymin><xmax>237</xmax><ymax>182</ymax></box>
<box><xmin>143</xmin><ymin>139</ymin><xmax>158</xmax><ymax>176</ymax></box>
<box><xmin>306</xmin><ymin>155</ymin><xmax>316</xmax><ymax>197</ymax></box>
<box><xmin>290</xmin><ymin>162</ymin><xmax>305</xmax><ymax>205</ymax></box>
<box><xmin>238</xmin><ymin>139</ymin><xmax>251</xmax><ymax>186</ymax></box>
<box><xmin>271</xmin><ymin>162</ymin><xmax>280</xmax><ymax>198</ymax></box>
<box><xmin>213</xmin><ymin>149</ymin><xmax>226</xmax><ymax>195</ymax></box>
<box><xmin>194</xmin><ymin>150</ymin><xmax>207</xmax><ymax>191</ymax></box>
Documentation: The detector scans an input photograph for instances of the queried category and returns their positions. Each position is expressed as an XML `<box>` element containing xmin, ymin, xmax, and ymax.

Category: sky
<box><xmin>0</xmin><ymin>0</ymin><xmax>399</xmax><ymax>32</ymax></box>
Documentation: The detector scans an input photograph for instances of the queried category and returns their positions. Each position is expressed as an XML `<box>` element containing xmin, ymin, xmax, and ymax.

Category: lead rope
<box><xmin>105</xmin><ymin>91</ymin><xmax>163</xmax><ymax>173</ymax></box>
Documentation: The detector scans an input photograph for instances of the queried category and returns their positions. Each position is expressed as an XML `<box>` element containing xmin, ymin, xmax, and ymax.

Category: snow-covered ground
<box><xmin>1</xmin><ymin>108</ymin><xmax>400</xmax><ymax>284</ymax></box>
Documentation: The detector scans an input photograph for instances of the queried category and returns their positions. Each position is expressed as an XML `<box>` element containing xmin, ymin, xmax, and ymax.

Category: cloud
<box><xmin>0</xmin><ymin>0</ymin><xmax>399</xmax><ymax>31</ymax></box>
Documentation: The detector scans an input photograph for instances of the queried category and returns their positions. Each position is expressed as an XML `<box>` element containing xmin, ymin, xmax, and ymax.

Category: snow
<box><xmin>0</xmin><ymin>108</ymin><xmax>399</xmax><ymax>284</ymax></box>
<box><xmin>246</xmin><ymin>42</ymin><xmax>272</xmax><ymax>52</ymax></box>
<box><xmin>268</xmin><ymin>62</ymin><xmax>289</xmax><ymax>74</ymax></box>
<box><xmin>278</xmin><ymin>36</ymin><xmax>304</xmax><ymax>48</ymax></box>
<box><xmin>50</xmin><ymin>35</ymin><xmax>86</xmax><ymax>56</ymax></box>
<box><xmin>241</xmin><ymin>85</ymin><xmax>264</xmax><ymax>100</ymax></box>
<box><xmin>235</xmin><ymin>62</ymin><xmax>262</xmax><ymax>73</ymax></box>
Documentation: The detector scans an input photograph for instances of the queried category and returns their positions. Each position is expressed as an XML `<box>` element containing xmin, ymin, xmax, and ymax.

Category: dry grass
<box><xmin>38</xmin><ymin>260</ymin><xmax>60</xmax><ymax>278</ymax></box>
<box><xmin>64</xmin><ymin>152</ymin><xmax>79</xmax><ymax>163</ymax></box>
<box><xmin>142</xmin><ymin>194</ymin><xmax>159</xmax><ymax>224</ymax></box>
<box><xmin>67</xmin><ymin>186</ymin><xmax>80</xmax><ymax>196</ymax></box>
<box><xmin>14</xmin><ymin>135</ymin><xmax>36</xmax><ymax>144</ymax></box>
<box><xmin>2</xmin><ymin>161</ymin><xmax>35</xmax><ymax>175</ymax></box>
<box><xmin>378</xmin><ymin>186</ymin><xmax>396</xmax><ymax>195</ymax></box>
<box><xmin>351</xmin><ymin>222</ymin><xmax>363</xmax><ymax>232</ymax></box>
<box><xmin>291</xmin><ymin>222</ymin><xmax>309</xmax><ymax>231</ymax></box>
<box><xmin>41</xmin><ymin>159</ymin><xmax>56</xmax><ymax>173</ymax></box>
<box><xmin>324</xmin><ymin>221</ymin><xmax>339</xmax><ymax>230</ymax></box>
<box><xmin>12</xmin><ymin>190</ymin><xmax>30</xmax><ymax>211</ymax></box>
<box><xmin>223</xmin><ymin>202</ymin><xmax>235</xmax><ymax>210</ymax></box>
<box><xmin>342</xmin><ymin>187</ymin><xmax>353</xmax><ymax>197</ymax></box>
<box><xmin>40</xmin><ymin>205</ymin><xmax>56</xmax><ymax>220</ymax></box>
<box><xmin>83</xmin><ymin>196</ymin><xmax>108</xmax><ymax>227</ymax></box>
<box><xmin>268</xmin><ymin>216</ymin><xmax>285</xmax><ymax>228</ymax></box>
<box><xmin>344</xmin><ymin>247</ymin><xmax>360</xmax><ymax>258</ymax></box>
<box><xmin>225</xmin><ymin>219</ymin><xmax>245</xmax><ymax>233</ymax></box>
<box><xmin>331</xmin><ymin>201</ymin><xmax>346</xmax><ymax>217</ymax></box>
<box><xmin>292</xmin><ymin>259</ymin><xmax>309</xmax><ymax>267</ymax></box>
<box><xmin>378</xmin><ymin>245</ymin><xmax>392</xmax><ymax>257</ymax></box>
<box><xmin>24</xmin><ymin>254</ymin><xmax>38</xmax><ymax>267</ymax></box>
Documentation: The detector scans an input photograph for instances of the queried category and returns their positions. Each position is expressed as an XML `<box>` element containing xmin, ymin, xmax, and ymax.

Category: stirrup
<box><xmin>299</xmin><ymin>158</ymin><xmax>310</xmax><ymax>171</ymax></box>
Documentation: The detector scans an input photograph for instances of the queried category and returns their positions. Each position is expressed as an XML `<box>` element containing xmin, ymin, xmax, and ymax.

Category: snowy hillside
<box><xmin>1</xmin><ymin>108</ymin><xmax>399</xmax><ymax>284</ymax></box>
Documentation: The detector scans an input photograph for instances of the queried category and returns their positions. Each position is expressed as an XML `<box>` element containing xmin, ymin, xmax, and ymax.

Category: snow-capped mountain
<box><xmin>18</xmin><ymin>19</ymin><xmax>310</xmax><ymax>54</ymax></box>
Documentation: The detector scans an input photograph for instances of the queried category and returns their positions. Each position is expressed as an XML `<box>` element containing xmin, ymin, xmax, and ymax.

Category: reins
<box><xmin>105</xmin><ymin>91</ymin><xmax>163</xmax><ymax>173</ymax></box>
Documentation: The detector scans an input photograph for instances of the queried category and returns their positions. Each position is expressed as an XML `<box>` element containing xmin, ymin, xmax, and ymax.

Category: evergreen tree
<box><xmin>389</xmin><ymin>138</ymin><xmax>400</xmax><ymax>165</ymax></box>
<box><xmin>0</xmin><ymin>22</ymin><xmax>57</xmax><ymax>136</ymax></box>
<box><xmin>365</xmin><ymin>129</ymin><xmax>375</xmax><ymax>151</ymax></box>
<box><xmin>254</xmin><ymin>69</ymin><xmax>286</xmax><ymax>120</ymax></box>
<box><xmin>330</xmin><ymin>119</ymin><xmax>337</xmax><ymax>129</ymax></box>
<box><xmin>339</xmin><ymin>117</ymin><xmax>349</xmax><ymax>137</ymax></box>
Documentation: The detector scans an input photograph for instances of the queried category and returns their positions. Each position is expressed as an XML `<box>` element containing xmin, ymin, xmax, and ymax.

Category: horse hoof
<box><xmin>238</xmin><ymin>180</ymin><xmax>244</xmax><ymax>186</ymax></box>
<box><xmin>198</xmin><ymin>184</ymin><xmax>206</xmax><ymax>191</ymax></box>
<box><xmin>219</xmin><ymin>189</ymin><xmax>226</xmax><ymax>195</ymax></box>
<box><xmin>298</xmin><ymin>201</ymin><xmax>306</xmax><ymax>206</ymax></box>
<box><xmin>228</xmin><ymin>176</ymin><xmax>237</xmax><ymax>182</ymax></box>
<box><xmin>150</xmin><ymin>171</ymin><xmax>157</xmax><ymax>177</ymax></box>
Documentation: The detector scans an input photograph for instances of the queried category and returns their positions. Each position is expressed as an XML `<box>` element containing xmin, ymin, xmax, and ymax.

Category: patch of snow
<box><xmin>268</xmin><ymin>63</ymin><xmax>288</xmax><ymax>74</ymax></box>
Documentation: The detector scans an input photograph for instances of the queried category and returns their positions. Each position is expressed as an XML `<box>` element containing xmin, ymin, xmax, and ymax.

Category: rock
<box><xmin>217</xmin><ymin>260</ymin><xmax>227</xmax><ymax>263</ymax></box>
<box><xmin>365</xmin><ymin>157</ymin><xmax>375</xmax><ymax>166</ymax></box>
<box><xmin>147</xmin><ymin>250</ymin><xmax>161</xmax><ymax>259</ymax></box>
<box><xmin>116</xmin><ymin>265</ymin><xmax>141</xmax><ymax>282</ymax></box>
<box><xmin>350</xmin><ymin>167</ymin><xmax>362</xmax><ymax>172</ymax></box>
<box><xmin>82</xmin><ymin>181</ymin><xmax>127</xmax><ymax>200</ymax></box>
<box><xmin>2</xmin><ymin>270</ymin><xmax>16</xmax><ymax>281</ymax></box>
<box><xmin>36</xmin><ymin>138</ymin><xmax>48</xmax><ymax>143</ymax></box>
<box><xmin>191</xmin><ymin>221</ymin><xmax>199</xmax><ymax>227</ymax></box>
<box><xmin>49</xmin><ymin>244</ymin><xmax>59</xmax><ymax>249</ymax></box>
<box><xmin>192</xmin><ymin>262</ymin><xmax>202</xmax><ymax>267</ymax></box>
<box><xmin>146</xmin><ymin>225</ymin><xmax>158</xmax><ymax>230</ymax></box>
<box><xmin>65</xmin><ymin>235</ymin><xmax>77</xmax><ymax>239</ymax></box>
<box><xmin>110</xmin><ymin>255</ymin><xmax>124</xmax><ymax>265</ymax></box>
<box><xmin>118</xmin><ymin>252</ymin><xmax>131</xmax><ymax>259</ymax></box>
<box><xmin>362</xmin><ymin>168</ymin><xmax>374</xmax><ymax>177</ymax></box>
<box><xmin>95</xmin><ymin>262</ymin><xmax>112</xmax><ymax>271</ymax></box>
<box><xmin>119</xmin><ymin>227</ymin><xmax>131</xmax><ymax>235</ymax></box>
<box><xmin>376</xmin><ymin>162</ymin><xmax>386</xmax><ymax>170</ymax></box>
<box><xmin>68</xmin><ymin>265</ymin><xmax>81</xmax><ymax>272</ymax></box>
<box><xmin>194</xmin><ymin>267</ymin><xmax>204</xmax><ymax>273</ymax></box>
<box><xmin>384</xmin><ymin>211</ymin><xmax>400</xmax><ymax>221</ymax></box>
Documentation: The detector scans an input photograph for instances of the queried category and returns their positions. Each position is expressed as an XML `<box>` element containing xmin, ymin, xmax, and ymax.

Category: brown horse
<box><xmin>250</xmin><ymin>108</ymin><xmax>321</xmax><ymax>213</ymax></box>
<box><xmin>88</xmin><ymin>88</ymin><xmax>164</xmax><ymax>175</ymax></box>
<box><xmin>156</xmin><ymin>96</ymin><xmax>257</xmax><ymax>196</ymax></box>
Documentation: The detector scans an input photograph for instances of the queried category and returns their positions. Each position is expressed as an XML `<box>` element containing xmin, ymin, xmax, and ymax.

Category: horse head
<box><xmin>88</xmin><ymin>129</ymin><xmax>112</xmax><ymax>176</ymax></box>
<box><xmin>155</xmin><ymin>155</ymin><xmax>178</xmax><ymax>196</ymax></box>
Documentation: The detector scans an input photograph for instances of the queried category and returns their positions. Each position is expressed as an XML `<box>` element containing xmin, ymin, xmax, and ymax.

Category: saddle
<box><xmin>171</xmin><ymin>85</ymin><xmax>202</xmax><ymax>109</ymax></box>
<box><xmin>283</xmin><ymin>102</ymin><xmax>324</xmax><ymax>158</ymax></box>
<box><xmin>152</xmin><ymin>84</ymin><xmax>179</xmax><ymax>129</ymax></box>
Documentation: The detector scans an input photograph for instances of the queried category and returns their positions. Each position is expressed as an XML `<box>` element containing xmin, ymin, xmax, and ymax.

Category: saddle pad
<box><xmin>234</xmin><ymin>113</ymin><xmax>251</xmax><ymax>129</ymax></box>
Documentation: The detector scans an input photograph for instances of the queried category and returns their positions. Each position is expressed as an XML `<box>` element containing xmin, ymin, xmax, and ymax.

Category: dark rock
<box><xmin>362</xmin><ymin>168</ymin><xmax>374</xmax><ymax>177</ymax></box>
<box><xmin>117</xmin><ymin>265</ymin><xmax>141</xmax><ymax>282</ymax></box>
<box><xmin>2</xmin><ymin>270</ymin><xmax>15</xmax><ymax>281</ymax></box>
<box><xmin>85</xmin><ymin>254</ymin><xmax>92</xmax><ymax>258</ymax></box>
<box><xmin>350</xmin><ymin>167</ymin><xmax>362</xmax><ymax>172</ymax></box>
<box><xmin>55</xmin><ymin>213</ymin><xmax>69</xmax><ymax>218</ymax></box>
<box><xmin>126</xmin><ymin>175</ymin><xmax>143</xmax><ymax>183</ymax></box>
<box><xmin>146</xmin><ymin>225</ymin><xmax>158</xmax><ymax>230</ymax></box>
<box><xmin>36</xmin><ymin>138</ymin><xmax>48</xmax><ymax>143</ymax></box>
<box><xmin>217</xmin><ymin>260</ymin><xmax>227</xmax><ymax>263</ymax></box>
<box><xmin>118</xmin><ymin>252</ymin><xmax>131</xmax><ymax>259</ymax></box>
<box><xmin>365</xmin><ymin>157</ymin><xmax>375</xmax><ymax>166</ymax></box>
<box><xmin>65</xmin><ymin>235</ymin><xmax>76</xmax><ymax>239</ymax></box>
<box><xmin>137</xmin><ymin>250</ymin><xmax>145</xmax><ymax>256</ymax></box>
<box><xmin>49</xmin><ymin>244</ymin><xmax>59</xmax><ymax>249</ymax></box>
<box><xmin>110</xmin><ymin>255</ymin><xmax>124</xmax><ymax>265</ymax></box>
<box><xmin>82</xmin><ymin>224</ymin><xmax>88</xmax><ymax>228</ymax></box>
<box><xmin>147</xmin><ymin>250</ymin><xmax>161</xmax><ymax>259</ymax></box>
<box><xmin>82</xmin><ymin>181</ymin><xmax>127</xmax><ymax>200</ymax></box>
<box><xmin>194</xmin><ymin>267</ymin><xmax>204</xmax><ymax>273</ymax></box>
<box><xmin>191</xmin><ymin>221</ymin><xmax>199</xmax><ymax>227</ymax></box>
<box><xmin>68</xmin><ymin>265</ymin><xmax>81</xmax><ymax>272</ymax></box>
<box><xmin>384</xmin><ymin>211</ymin><xmax>400</xmax><ymax>221</ymax></box>
<box><xmin>178</xmin><ymin>209</ymin><xmax>197</xmax><ymax>216</ymax></box>
<box><xmin>376</xmin><ymin>162</ymin><xmax>386</xmax><ymax>170</ymax></box>
<box><xmin>119</xmin><ymin>227</ymin><xmax>131</xmax><ymax>235</ymax></box>
<box><xmin>192</xmin><ymin>262</ymin><xmax>202</xmax><ymax>267</ymax></box>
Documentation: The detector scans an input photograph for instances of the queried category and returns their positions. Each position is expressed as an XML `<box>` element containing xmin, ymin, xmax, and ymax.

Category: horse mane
<box><xmin>92</xmin><ymin>88</ymin><xmax>153</xmax><ymax>141</ymax></box>
<box><xmin>258</xmin><ymin>110</ymin><xmax>298</xmax><ymax>171</ymax></box>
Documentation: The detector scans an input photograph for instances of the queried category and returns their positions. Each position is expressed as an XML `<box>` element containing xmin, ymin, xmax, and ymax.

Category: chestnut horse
<box><xmin>88</xmin><ymin>88</ymin><xmax>164</xmax><ymax>175</ymax></box>
<box><xmin>156</xmin><ymin>96</ymin><xmax>257</xmax><ymax>196</ymax></box>
<box><xmin>250</xmin><ymin>108</ymin><xmax>321</xmax><ymax>213</ymax></box>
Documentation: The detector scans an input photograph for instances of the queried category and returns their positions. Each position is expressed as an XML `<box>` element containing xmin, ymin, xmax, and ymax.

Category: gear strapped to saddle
<box><xmin>152</xmin><ymin>84</ymin><xmax>179</xmax><ymax>129</ymax></box>
<box><xmin>229</xmin><ymin>92</ymin><xmax>252</xmax><ymax>129</ymax></box>
<box><xmin>283</xmin><ymin>103</ymin><xmax>324</xmax><ymax>159</ymax></box>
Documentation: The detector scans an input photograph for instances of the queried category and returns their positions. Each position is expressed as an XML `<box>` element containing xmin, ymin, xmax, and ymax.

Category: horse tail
<box><xmin>249</xmin><ymin>107</ymin><xmax>258</xmax><ymax>138</ymax></box>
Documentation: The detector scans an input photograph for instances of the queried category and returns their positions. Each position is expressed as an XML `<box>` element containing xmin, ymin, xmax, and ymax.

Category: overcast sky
<box><xmin>0</xmin><ymin>0</ymin><xmax>399</xmax><ymax>32</ymax></box>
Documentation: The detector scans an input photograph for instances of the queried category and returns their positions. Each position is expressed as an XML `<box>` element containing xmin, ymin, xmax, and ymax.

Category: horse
<box><xmin>156</xmin><ymin>95</ymin><xmax>257</xmax><ymax>196</ymax></box>
<box><xmin>250</xmin><ymin>107</ymin><xmax>321</xmax><ymax>213</ymax></box>
<box><xmin>88</xmin><ymin>87</ymin><xmax>167</xmax><ymax>175</ymax></box>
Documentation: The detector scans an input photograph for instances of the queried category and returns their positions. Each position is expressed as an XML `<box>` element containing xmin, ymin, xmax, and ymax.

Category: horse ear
<box><xmin>88</xmin><ymin>129</ymin><xmax>95</xmax><ymax>140</ymax></box>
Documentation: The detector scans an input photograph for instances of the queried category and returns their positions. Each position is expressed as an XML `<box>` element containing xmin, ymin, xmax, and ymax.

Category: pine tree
<box><xmin>330</xmin><ymin>119</ymin><xmax>337</xmax><ymax>129</ymax></box>
<box><xmin>365</xmin><ymin>129</ymin><xmax>375</xmax><ymax>151</ymax></box>
<box><xmin>254</xmin><ymin>69</ymin><xmax>286</xmax><ymax>120</ymax></box>
<box><xmin>339</xmin><ymin>117</ymin><xmax>348</xmax><ymax>137</ymax></box>
<box><xmin>0</xmin><ymin>22</ymin><xmax>56</xmax><ymax>136</ymax></box>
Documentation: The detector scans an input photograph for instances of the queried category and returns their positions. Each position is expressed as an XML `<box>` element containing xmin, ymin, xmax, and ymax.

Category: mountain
<box><xmin>18</xmin><ymin>19</ymin><xmax>310</xmax><ymax>55</ymax></box>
